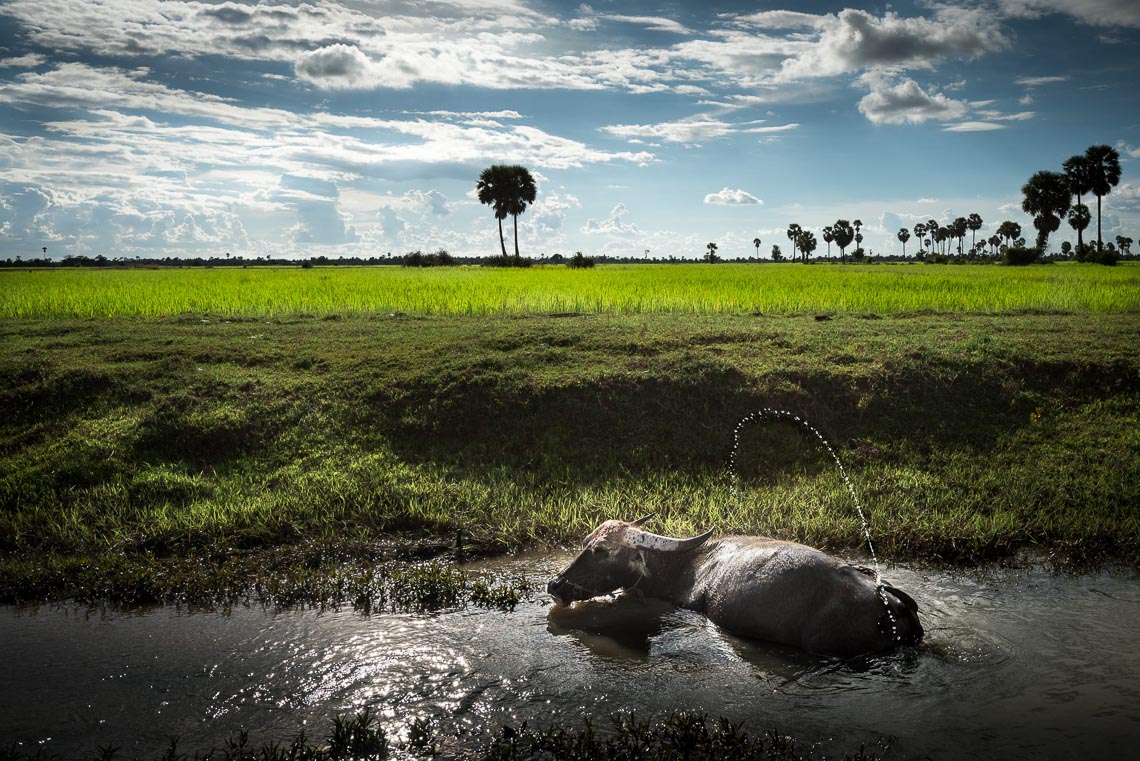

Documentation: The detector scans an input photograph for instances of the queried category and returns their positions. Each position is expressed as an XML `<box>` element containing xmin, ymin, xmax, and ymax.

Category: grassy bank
<box><xmin>3</xmin><ymin>262</ymin><xmax>1139</xmax><ymax>318</ymax></box>
<box><xmin>2</xmin><ymin>312</ymin><xmax>1137</xmax><ymax>599</ymax></box>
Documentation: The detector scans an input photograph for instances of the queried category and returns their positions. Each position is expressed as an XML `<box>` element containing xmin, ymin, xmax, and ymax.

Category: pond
<box><xmin>2</xmin><ymin>551</ymin><xmax>1137</xmax><ymax>759</ymax></box>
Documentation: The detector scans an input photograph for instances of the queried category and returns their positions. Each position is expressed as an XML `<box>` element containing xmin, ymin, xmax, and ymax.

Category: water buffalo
<box><xmin>547</xmin><ymin>515</ymin><xmax>923</xmax><ymax>657</ymax></box>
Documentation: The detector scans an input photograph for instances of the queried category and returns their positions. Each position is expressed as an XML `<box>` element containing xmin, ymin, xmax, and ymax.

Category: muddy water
<box><xmin>2</xmin><ymin>552</ymin><xmax>1137</xmax><ymax>759</ymax></box>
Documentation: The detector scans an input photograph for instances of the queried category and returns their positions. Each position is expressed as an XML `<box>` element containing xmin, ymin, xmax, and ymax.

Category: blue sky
<box><xmin>0</xmin><ymin>0</ymin><xmax>1138</xmax><ymax>260</ymax></box>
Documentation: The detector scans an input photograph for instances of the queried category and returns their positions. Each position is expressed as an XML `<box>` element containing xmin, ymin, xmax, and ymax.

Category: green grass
<box><xmin>2</xmin><ymin>262</ymin><xmax>1139</xmax><ymax>318</ymax></box>
<box><xmin>2</xmin><ymin>312</ymin><xmax>1137</xmax><ymax>592</ymax></box>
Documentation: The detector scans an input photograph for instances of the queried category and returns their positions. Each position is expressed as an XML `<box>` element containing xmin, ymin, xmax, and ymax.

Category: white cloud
<box><xmin>294</xmin><ymin>44</ymin><xmax>380</xmax><ymax>89</ymax></box>
<box><xmin>999</xmin><ymin>0</ymin><xmax>1140</xmax><ymax>28</ymax></box>
<box><xmin>582</xmin><ymin>203</ymin><xmax>639</xmax><ymax>235</ymax></box>
<box><xmin>530</xmin><ymin>192</ymin><xmax>581</xmax><ymax>231</ymax></box>
<box><xmin>1014</xmin><ymin>75</ymin><xmax>1070</xmax><ymax>86</ymax></box>
<box><xmin>857</xmin><ymin>76</ymin><xmax>968</xmax><ymax>125</ymax></box>
<box><xmin>733</xmin><ymin>11</ymin><xmax>827</xmax><ymax>29</ymax></box>
<box><xmin>776</xmin><ymin>8</ymin><xmax>1009</xmax><ymax>82</ymax></box>
<box><xmin>601</xmin><ymin>118</ymin><xmax>737</xmax><ymax>144</ymax></box>
<box><xmin>943</xmin><ymin>122</ymin><xmax>1007</xmax><ymax>132</ymax></box>
<box><xmin>602</xmin><ymin>15</ymin><xmax>693</xmax><ymax>35</ymax></box>
<box><xmin>746</xmin><ymin>123</ymin><xmax>800</xmax><ymax>134</ymax></box>
<box><xmin>704</xmin><ymin>187</ymin><xmax>763</xmax><ymax>205</ymax></box>
<box><xmin>0</xmin><ymin>53</ymin><xmax>46</xmax><ymax>68</ymax></box>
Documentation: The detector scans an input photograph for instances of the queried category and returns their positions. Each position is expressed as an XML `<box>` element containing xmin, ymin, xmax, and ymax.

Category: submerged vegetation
<box><xmin>1</xmin><ymin>311</ymin><xmax>1137</xmax><ymax>605</ymax></box>
<box><xmin>2</xmin><ymin>262</ymin><xmax>1139</xmax><ymax>318</ymax></box>
<box><xmin>0</xmin><ymin>709</ymin><xmax>893</xmax><ymax>761</ymax></box>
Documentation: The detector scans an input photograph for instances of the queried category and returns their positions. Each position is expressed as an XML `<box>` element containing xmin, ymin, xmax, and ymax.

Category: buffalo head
<box><xmin>547</xmin><ymin>514</ymin><xmax>714</xmax><ymax>606</ymax></box>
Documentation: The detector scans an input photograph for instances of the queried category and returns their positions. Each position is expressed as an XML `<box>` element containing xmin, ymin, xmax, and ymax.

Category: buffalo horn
<box><xmin>625</xmin><ymin>527</ymin><xmax>714</xmax><ymax>553</ymax></box>
<box><xmin>630</xmin><ymin>513</ymin><xmax>656</xmax><ymax>527</ymax></box>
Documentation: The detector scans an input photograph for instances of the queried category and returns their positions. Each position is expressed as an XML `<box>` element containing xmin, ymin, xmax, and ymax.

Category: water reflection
<box><xmin>1</xmin><ymin>556</ymin><xmax>1137</xmax><ymax>760</ymax></box>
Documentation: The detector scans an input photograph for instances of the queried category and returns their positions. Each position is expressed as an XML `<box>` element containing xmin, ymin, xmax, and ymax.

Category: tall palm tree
<box><xmin>951</xmin><ymin>217</ymin><xmax>968</xmax><ymax>255</ymax></box>
<box><xmin>913</xmin><ymin>222</ymin><xmax>926</xmax><ymax>259</ymax></box>
<box><xmin>706</xmin><ymin>242</ymin><xmax>718</xmax><ymax>262</ymax></box>
<box><xmin>822</xmin><ymin>226</ymin><xmax>834</xmax><ymax>258</ymax></box>
<box><xmin>1084</xmin><ymin>144</ymin><xmax>1121</xmax><ymax>256</ymax></box>
<box><xmin>753</xmin><ymin>237</ymin><xmax>762</xmax><ymax>258</ymax></box>
<box><xmin>852</xmin><ymin>220</ymin><xmax>862</xmax><ymax>257</ymax></box>
<box><xmin>1062</xmin><ymin>154</ymin><xmax>1093</xmax><ymax>254</ymax></box>
<box><xmin>897</xmin><ymin>227</ymin><xmax>910</xmax><ymax>257</ymax></box>
<box><xmin>476</xmin><ymin>164</ymin><xmax>537</xmax><ymax>259</ymax></box>
<box><xmin>505</xmin><ymin>165</ymin><xmax>537</xmax><ymax>258</ymax></box>
<box><xmin>1021</xmin><ymin>170</ymin><xmax>1071</xmax><ymax>253</ymax></box>
<box><xmin>1067</xmin><ymin>204</ymin><xmax>1091</xmax><ymax>260</ymax></box>
<box><xmin>832</xmin><ymin>219</ymin><xmax>854</xmax><ymax>261</ymax></box>
<box><xmin>476</xmin><ymin>165</ymin><xmax>512</xmax><ymax>257</ymax></box>
<box><xmin>988</xmin><ymin>234</ymin><xmax>1000</xmax><ymax>256</ymax></box>
<box><xmin>786</xmin><ymin>223</ymin><xmax>802</xmax><ymax>261</ymax></box>
<box><xmin>797</xmin><ymin>230</ymin><xmax>817</xmax><ymax>262</ymax></box>
<box><xmin>966</xmin><ymin>213</ymin><xmax>983</xmax><ymax>254</ymax></box>
<box><xmin>996</xmin><ymin>220</ymin><xmax>1020</xmax><ymax>247</ymax></box>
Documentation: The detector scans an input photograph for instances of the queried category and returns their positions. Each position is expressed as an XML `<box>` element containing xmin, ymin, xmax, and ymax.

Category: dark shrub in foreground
<box><xmin>403</xmin><ymin>249</ymin><xmax>455</xmax><ymax>267</ymax></box>
<box><xmin>483</xmin><ymin>712</ymin><xmax>891</xmax><ymax>761</ymax></box>
<box><xmin>481</xmin><ymin>255</ymin><xmax>533</xmax><ymax>268</ymax></box>
<box><xmin>1002</xmin><ymin>246</ymin><xmax>1040</xmax><ymax>266</ymax></box>
<box><xmin>567</xmin><ymin>251</ymin><xmax>596</xmax><ymax>268</ymax></box>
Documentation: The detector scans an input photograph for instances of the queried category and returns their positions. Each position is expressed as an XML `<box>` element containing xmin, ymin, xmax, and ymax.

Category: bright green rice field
<box><xmin>3</xmin><ymin>262</ymin><xmax>1139</xmax><ymax>317</ymax></box>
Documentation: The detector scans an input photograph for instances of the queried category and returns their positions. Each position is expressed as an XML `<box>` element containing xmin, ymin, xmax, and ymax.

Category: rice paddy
<box><xmin>2</xmin><ymin>262</ymin><xmax>1138</xmax><ymax>318</ymax></box>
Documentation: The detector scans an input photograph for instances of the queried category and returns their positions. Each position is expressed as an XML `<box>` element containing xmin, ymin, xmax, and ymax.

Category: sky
<box><xmin>0</xmin><ymin>0</ymin><xmax>1138</xmax><ymax>261</ymax></box>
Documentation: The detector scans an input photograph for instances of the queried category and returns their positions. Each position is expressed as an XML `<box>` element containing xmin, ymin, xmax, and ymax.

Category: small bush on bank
<box><xmin>1002</xmin><ymin>246</ymin><xmax>1040</xmax><ymax>266</ymax></box>
<box><xmin>567</xmin><ymin>251</ymin><xmax>595</xmax><ymax>269</ymax></box>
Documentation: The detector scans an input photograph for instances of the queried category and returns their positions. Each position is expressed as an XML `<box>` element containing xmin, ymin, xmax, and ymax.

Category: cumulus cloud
<box><xmin>857</xmin><ymin>76</ymin><xmax>968</xmax><ymax>125</ymax></box>
<box><xmin>294</xmin><ymin>44</ymin><xmax>378</xmax><ymax>89</ymax></box>
<box><xmin>582</xmin><ymin>203</ymin><xmax>639</xmax><ymax>235</ymax></box>
<box><xmin>530</xmin><ymin>193</ymin><xmax>581</xmax><ymax>231</ymax></box>
<box><xmin>704</xmin><ymin>187</ymin><xmax>763</xmax><ymax>205</ymax></box>
<box><xmin>777</xmin><ymin>8</ymin><xmax>1009</xmax><ymax>82</ymax></box>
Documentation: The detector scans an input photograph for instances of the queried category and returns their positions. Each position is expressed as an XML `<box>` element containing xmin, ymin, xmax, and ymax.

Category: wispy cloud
<box><xmin>943</xmin><ymin>122</ymin><xmax>1007</xmax><ymax>132</ymax></box>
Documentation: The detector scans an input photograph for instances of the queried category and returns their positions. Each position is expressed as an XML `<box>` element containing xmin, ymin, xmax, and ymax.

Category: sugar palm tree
<box><xmin>822</xmin><ymin>226</ymin><xmax>834</xmax><ymax>258</ymax></box>
<box><xmin>505</xmin><ymin>166</ymin><xmax>537</xmax><ymax>258</ymax></box>
<box><xmin>1067</xmin><ymin>204</ymin><xmax>1091</xmax><ymax>260</ymax></box>
<box><xmin>1063</xmin><ymin>154</ymin><xmax>1093</xmax><ymax>254</ymax></box>
<box><xmin>797</xmin><ymin>230</ymin><xmax>817</xmax><ymax>262</ymax></box>
<box><xmin>832</xmin><ymin>219</ymin><xmax>854</xmax><ymax>261</ymax></box>
<box><xmin>476</xmin><ymin>165</ymin><xmax>512</xmax><ymax>257</ymax></box>
<box><xmin>913</xmin><ymin>223</ymin><xmax>926</xmax><ymax>259</ymax></box>
<box><xmin>966</xmin><ymin>213</ymin><xmax>983</xmax><ymax>253</ymax></box>
<box><xmin>988</xmin><ymin>234</ymin><xmax>1001</xmax><ymax>256</ymax></box>
<box><xmin>1084</xmin><ymin>144</ymin><xmax>1121</xmax><ymax>256</ymax></box>
<box><xmin>951</xmin><ymin>217</ymin><xmax>968</xmax><ymax>255</ymax></box>
<box><xmin>852</xmin><ymin>220</ymin><xmax>863</xmax><ymax>258</ymax></box>
<box><xmin>753</xmin><ymin>237</ymin><xmax>762</xmax><ymax>258</ymax></box>
<box><xmin>706</xmin><ymin>242</ymin><xmax>718</xmax><ymax>262</ymax></box>
<box><xmin>786</xmin><ymin>223</ymin><xmax>802</xmax><ymax>261</ymax></box>
<box><xmin>897</xmin><ymin>227</ymin><xmax>910</xmax><ymax>257</ymax></box>
<box><xmin>476</xmin><ymin>164</ymin><xmax>537</xmax><ymax>259</ymax></box>
<box><xmin>1021</xmin><ymin>170</ymin><xmax>1071</xmax><ymax>253</ymax></box>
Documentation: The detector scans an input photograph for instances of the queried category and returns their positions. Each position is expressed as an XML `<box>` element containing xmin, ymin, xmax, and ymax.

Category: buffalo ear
<box><xmin>630</xmin><ymin>513</ymin><xmax>656</xmax><ymax>527</ymax></box>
